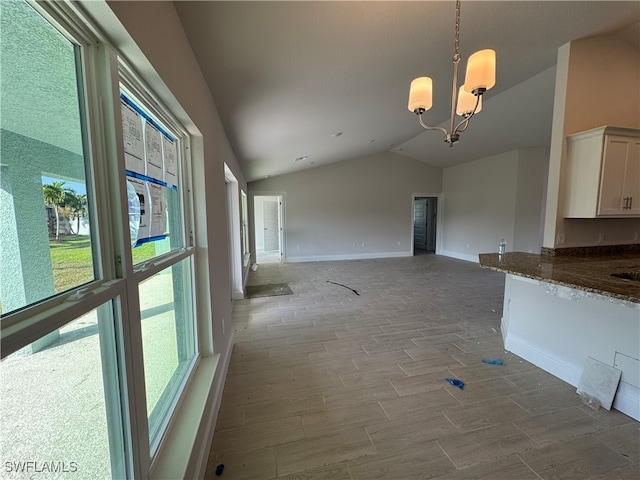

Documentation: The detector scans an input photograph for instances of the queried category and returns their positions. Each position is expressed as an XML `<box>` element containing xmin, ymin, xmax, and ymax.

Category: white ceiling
<box><xmin>174</xmin><ymin>1</ymin><xmax>640</xmax><ymax>182</ymax></box>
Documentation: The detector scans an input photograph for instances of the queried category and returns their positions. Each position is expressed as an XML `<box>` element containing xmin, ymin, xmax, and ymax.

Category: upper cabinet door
<box><xmin>599</xmin><ymin>136</ymin><xmax>640</xmax><ymax>216</ymax></box>
<box><xmin>622</xmin><ymin>139</ymin><xmax>640</xmax><ymax>215</ymax></box>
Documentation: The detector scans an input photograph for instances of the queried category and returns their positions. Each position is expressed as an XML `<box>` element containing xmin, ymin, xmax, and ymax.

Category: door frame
<box><xmin>225</xmin><ymin>164</ymin><xmax>244</xmax><ymax>300</ymax></box>
<box><xmin>411</xmin><ymin>193</ymin><xmax>443</xmax><ymax>255</ymax></box>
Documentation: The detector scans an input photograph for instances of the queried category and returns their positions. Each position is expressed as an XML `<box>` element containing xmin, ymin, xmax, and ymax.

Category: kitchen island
<box><xmin>479</xmin><ymin>251</ymin><xmax>640</xmax><ymax>420</ymax></box>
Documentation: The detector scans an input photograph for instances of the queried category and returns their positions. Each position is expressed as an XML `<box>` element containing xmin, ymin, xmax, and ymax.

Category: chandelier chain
<box><xmin>453</xmin><ymin>0</ymin><xmax>461</xmax><ymax>62</ymax></box>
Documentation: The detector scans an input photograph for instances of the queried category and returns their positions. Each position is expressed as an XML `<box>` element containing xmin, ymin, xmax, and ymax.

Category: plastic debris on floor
<box><xmin>445</xmin><ymin>378</ymin><xmax>464</xmax><ymax>389</ymax></box>
<box><xmin>482</xmin><ymin>358</ymin><xmax>504</xmax><ymax>365</ymax></box>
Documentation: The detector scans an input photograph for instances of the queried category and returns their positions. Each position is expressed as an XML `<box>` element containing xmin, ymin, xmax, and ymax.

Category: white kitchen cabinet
<box><xmin>564</xmin><ymin>126</ymin><xmax>640</xmax><ymax>218</ymax></box>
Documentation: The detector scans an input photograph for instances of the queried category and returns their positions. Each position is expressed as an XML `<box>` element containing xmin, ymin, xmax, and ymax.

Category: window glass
<box><xmin>139</xmin><ymin>257</ymin><xmax>195</xmax><ymax>449</ymax></box>
<box><xmin>120</xmin><ymin>91</ymin><xmax>184</xmax><ymax>265</ymax></box>
<box><xmin>0</xmin><ymin>303</ymin><xmax>126</xmax><ymax>478</ymax></box>
<box><xmin>0</xmin><ymin>0</ymin><xmax>95</xmax><ymax>316</ymax></box>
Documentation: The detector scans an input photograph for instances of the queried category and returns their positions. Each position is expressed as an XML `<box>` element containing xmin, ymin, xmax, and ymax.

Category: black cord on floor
<box><xmin>326</xmin><ymin>280</ymin><xmax>360</xmax><ymax>296</ymax></box>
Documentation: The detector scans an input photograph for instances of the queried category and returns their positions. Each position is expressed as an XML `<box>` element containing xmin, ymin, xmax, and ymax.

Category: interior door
<box><xmin>263</xmin><ymin>200</ymin><xmax>279</xmax><ymax>251</ymax></box>
<box><xmin>413</xmin><ymin>198</ymin><xmax>427</xmax><ymax>250</ymax></box>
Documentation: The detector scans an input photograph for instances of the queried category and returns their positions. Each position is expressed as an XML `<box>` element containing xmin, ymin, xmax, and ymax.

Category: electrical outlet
<box><xmin>296</xmin><ymin>245</ymin><xmax>300</xmax><ymax>250</ymax></box>
<box><xmin>361</xmin><ymin>242</ymin><xmax>366</xmax><ymax>247</ymax></box>
<box><xmin>556</xmin><ymin>234</ymin><xmax>565</xmax><ymax>245</ymax></box>
<box><xmin>466</xmin><ymin>243</ymin><xmax>470</xmax><ymax>249</ymax></box>
<box><xmin>634</xmin><ymin>232</ymin><xmax>640</xmax><ymax>242</ymax></box>
<box><xmin>397</xmin><ymin>241</ymin><xmax>401</xmax><ymax>246</ymax></box>
<box><xmin>599</xmin><ymin>232</ymin><xmax>605</xmax><ymax>243</ymax></box>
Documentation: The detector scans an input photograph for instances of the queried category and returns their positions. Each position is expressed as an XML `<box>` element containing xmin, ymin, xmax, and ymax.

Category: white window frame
<box><xmin>116</xmin><ymin>52</ymin><xmax>200</xmax><ymax>463</ymax></box>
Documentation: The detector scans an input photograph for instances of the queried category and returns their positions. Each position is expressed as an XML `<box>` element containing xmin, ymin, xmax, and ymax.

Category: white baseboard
<box><xmin>613</xmin><ymin>382</ymin><xmax>640</xmax><ymax>420</ymax></box>
<box><xmin>285</xmin><ymin>251</ymin><xmax>412</xmax><ymax>263</ymax></box>
<box><xmin>232</xmin><ymin>289</ymin><xmax>244</xmax><ymax>300</ymax></box>
<box><xmin>438</xmin><ymin>249</ymin><xmax>479</xmax><ymax>263</ymax></box>
<box><xmin>283</xmin><ymin>250</ymin><xmax>482</xmax><ymax>264</ymax></box>
<box><xmin>505</xmin><ymin>333</ymin><xmax>582</xmax><ymax>385</ymax></box>
<box><xmin>505</xmin><ymin>333</ymin><xmax>640</xmax><ymax>421</ymax></box>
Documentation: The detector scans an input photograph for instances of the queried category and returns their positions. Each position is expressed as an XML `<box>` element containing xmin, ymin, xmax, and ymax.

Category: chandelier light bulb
<box><xmin>408</xmin><ymin>77</ymin><xmax>433</xmax><ymax>113</ymax></box>
<box><xmin>456</xmin><ymin>85</ymin><xmax>482</xmax><ymax>116</ymax></box>
<box><xmin>464</xmin><ymin>49</ymin><xmax>496</xmax><ymax>95</ymax></box>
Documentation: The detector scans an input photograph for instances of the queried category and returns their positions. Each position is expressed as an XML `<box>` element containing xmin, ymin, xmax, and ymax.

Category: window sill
<box><xmin>149</xmin><ymin>354</ymin><xmax>220</xmax><ymax>480</ymax></box>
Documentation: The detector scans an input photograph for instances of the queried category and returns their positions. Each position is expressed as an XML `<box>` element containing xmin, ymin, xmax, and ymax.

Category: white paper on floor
<box><xmin>577</xmin><ymin>357</ymin><xmax>622</xmax><ymax>411</ymax></box>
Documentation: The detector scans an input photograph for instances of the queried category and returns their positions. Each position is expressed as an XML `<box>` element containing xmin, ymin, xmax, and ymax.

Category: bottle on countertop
<box><xmin>498</xmin><ymin>238</ymin><xmax>506</xmax><ymax>255</ymax></box>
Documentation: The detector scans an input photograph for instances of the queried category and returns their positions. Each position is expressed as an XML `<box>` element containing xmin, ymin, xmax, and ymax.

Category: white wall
<box><xmin>544</xmin><ymin>32</ymin><xmax>640</xmax><ymax>249</ymax></box>
<box><xmin>514</xmin><ymin>147</ymin><xmax>549</xmax><ymax>253</ymax></box>
<box><xmin>249</xmin><ymin>152</ymin><xmax>442</xmax><ymax>262</ymax></box>
<box><xmin>442</xmin><ymin>151</ymin><xmax>518</xmax><ymax>261</ymax></box>
<box><xmin>441</xmin><ymin>148</ymin><xmax>549</xmax><ymax>261</ymax></box>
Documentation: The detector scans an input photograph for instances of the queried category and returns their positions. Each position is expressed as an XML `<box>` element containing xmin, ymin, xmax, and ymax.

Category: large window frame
<box><xmin>118</xmin><ymin>70</ymin><xmax>198</xmax><ymax>458</ymax></box>
<box><xmin>0</xmin><ymin>1</ymin><xmax>200</xmax><ymax>477</ymax></box>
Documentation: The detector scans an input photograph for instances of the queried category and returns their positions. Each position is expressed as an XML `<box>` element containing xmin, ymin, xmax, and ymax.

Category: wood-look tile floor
<box><xmin>205</xmin><ymin>255</ymin><xmax>640</xmax><ymax>480</ymax></box>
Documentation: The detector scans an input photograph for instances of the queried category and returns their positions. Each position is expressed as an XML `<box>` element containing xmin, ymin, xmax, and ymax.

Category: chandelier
<box><xmin>408</xmin><ymin>0</ymin><xmax>496</xmax><ymax>145</ymax></box>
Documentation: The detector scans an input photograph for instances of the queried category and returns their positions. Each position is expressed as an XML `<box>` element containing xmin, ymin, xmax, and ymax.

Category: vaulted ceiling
<box><xmin>174</xmin><ymin>1</ymin><xmax>640</xmax><ymax>182</ymax></box>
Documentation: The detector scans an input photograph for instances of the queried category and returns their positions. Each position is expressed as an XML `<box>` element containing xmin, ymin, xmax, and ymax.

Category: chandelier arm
<box><xmin>417</xmin><ymin>114</ymin><xmax>449</xmax><ymax>139</ymax></box>
<box><xmin>454</xmin><ymin>94</ymin><xmax>481</xmax><ymax>134</ymax></box>
<box><xmin>454</xmin><ymin>116</ymin><xmax>472</xmax><ymax>134</ymax></box>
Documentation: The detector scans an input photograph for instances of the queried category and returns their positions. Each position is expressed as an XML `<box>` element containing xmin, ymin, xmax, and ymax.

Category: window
<box><xmin>120</xmin><ymin>90</ymin><xmax>185</xmax><ymax>265</ymax></box>
<box><xmin>1</xmin><ymin>1</ymin><xmax>130</xmax><ymax>475</ymax></box>
<box><xmin>1</xmin><ymin>0</ymin><xmax>199</xmax><ymax>475</ymax></box>
<box><xmin>139</xmin><ymin>258</ymin><xmax>195</xmax><ymax>448</ymax></box>
<box><xmin>1</xmin><ymin>302</ymin><xmax>127</xmax><ymax>478</ymax></box>
<box><xmin>118</xmin><ymin>87</ymin><xmax>197</xmax><ymax>453</ymax></box>
<box><xmin>1</xmin><ymin>0</ymin><xmax>95</xmax><ymax>316</ymax></box>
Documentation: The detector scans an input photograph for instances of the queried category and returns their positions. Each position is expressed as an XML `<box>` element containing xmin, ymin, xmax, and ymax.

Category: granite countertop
<box><xmin>479</xmin><ymin>252</ymin><xmax>640</xmax><ymax>304</ymax></box>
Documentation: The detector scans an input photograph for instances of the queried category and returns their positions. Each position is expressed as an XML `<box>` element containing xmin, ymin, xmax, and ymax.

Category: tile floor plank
<box><xmin>275</xmin><ymin>427</ymin><xmax>376</xmax><ymax>477</ymax></box>
<box><xmin>519</xmin><ymin>435</ymin><xmax>631</xmax><ymax>479</ymax></box>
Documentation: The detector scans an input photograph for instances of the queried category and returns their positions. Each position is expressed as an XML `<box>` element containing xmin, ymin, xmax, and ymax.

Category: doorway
<box><xmin>413</xmin><ymin>196</ymin><xmax>438</xmax><ymax>255</ymax></box>
<box><xmin>253</xmin><ymin>195</ymin><xmax>283</xmax><ymax>264</ymax></box>
<box><xmin>225</xmin><ymin>165</ymin><xmax>244</xmax><ymax>299</ymax></box>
